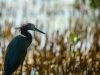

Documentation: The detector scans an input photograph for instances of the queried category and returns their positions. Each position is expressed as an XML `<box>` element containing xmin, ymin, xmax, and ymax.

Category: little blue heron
<box><xmin>4</xmin><ymin>23</ymin><xmax>45</xmax><ymax>75</ymax></box>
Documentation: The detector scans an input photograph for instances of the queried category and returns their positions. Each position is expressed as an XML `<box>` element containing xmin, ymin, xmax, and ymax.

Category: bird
<box><xmin>4</xmin><ymin>23</ymin><xmax>45</xmax><ymax>75</ymax></box>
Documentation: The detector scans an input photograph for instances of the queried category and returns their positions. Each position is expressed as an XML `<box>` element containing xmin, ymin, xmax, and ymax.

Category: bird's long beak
<box><xmin>34</xmin><ymin>28</ymin><xmax>45</xmax><ymax>34</ymax></box>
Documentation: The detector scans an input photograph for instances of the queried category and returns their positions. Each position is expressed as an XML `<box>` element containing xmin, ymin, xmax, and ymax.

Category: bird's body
<box><xmin>4</xmin><ymin>35</ymin><xmax>28</xmax><ymax>75</ymax></box>
<box><xmin>4</xmin><ymin>23</ymin><xmax>45</xmax><ymax>75</ymax></box>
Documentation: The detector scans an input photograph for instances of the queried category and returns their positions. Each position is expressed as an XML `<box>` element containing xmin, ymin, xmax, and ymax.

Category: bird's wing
<box><xmin>4</xmin><ymin>35</ymin><xmax>28</xmax><ymax>74</ymax></box>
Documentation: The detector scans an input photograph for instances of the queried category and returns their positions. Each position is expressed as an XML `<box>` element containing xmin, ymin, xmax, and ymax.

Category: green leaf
<box><xmin>74</xmin><ymin>37</ymin><xmax>80</xmax><ymax>44</ymax></box>
<box><xmin>70</xmin><ymin>32</ymin><xmax>76</xmax><ymax>42</ymax></box>
<box><xmin>69</xmin><ymin>32</ymin><xmax>80</xmax><ymax>44</ymax></box>
<box><xmin>72</xmin><ymin>50</ymin><xmax>77</xmax><ymax>55</ymax></box>
<box><xmin>89</xmin><ymin>0</ymin><xmax>100</xmax><ymax>10</ymax></box>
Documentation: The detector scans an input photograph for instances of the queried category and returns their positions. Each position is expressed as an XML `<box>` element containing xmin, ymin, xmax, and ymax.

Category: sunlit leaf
<box><xmin>74</xmin><ymin>37</ymin><xmax>81</xmax><ymax>44</ymax></box>
<box><xmin>70</xmin><ymin>32</ymin><xmax>76</xmax><ymax>42</ymax></box>
<box><xmin>70</xmin><ymin>32</ymin><xmax>80</xmax><ymax>44</ymax></box>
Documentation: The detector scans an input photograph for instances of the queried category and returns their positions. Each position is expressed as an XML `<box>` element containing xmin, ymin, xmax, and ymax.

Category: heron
<box><xmin>4</xmin><ymin>23</ymin><xmax>45</xmax><ymax>75</ymax></box>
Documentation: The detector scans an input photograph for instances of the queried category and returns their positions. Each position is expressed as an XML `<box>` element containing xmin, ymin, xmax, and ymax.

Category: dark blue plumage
<box><xmin>4</xmin><ymin>35</ymin><xmax>28</xmax><ymax>75</ymax></box>
<box><xmin>4</xmin><ymin>23</ymin><xmax>45</xmax><ymax>75</ymax></box>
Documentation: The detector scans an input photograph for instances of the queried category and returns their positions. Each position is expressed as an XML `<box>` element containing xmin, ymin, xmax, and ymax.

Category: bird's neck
<box><xmin>21</xmin><ymin>30</ymin><xmax>32</xmax><ymax>46</ymax></box>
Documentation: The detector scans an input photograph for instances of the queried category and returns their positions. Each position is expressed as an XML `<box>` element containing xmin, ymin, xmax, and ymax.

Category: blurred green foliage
<box><xmin>90</xmin><ymin>0</ymin><xmax>100</xmax><ymax>9</ymax></box>
<box><xmin>70</xmin><ymin>32</ymin><xmax>76</xmax><ymax>42</ymax></box>
<box><xmin>70</xmin><ymin>32</ymin><xmax>80</xmax><ymax>45</ymax></box>
<box><xmin>73</xmin><ymin>0</ymin><xmax>80</xmax><ymax>9</ymax></box>
<box><xmin>74</xmin><ymin>0</ymin><xmax>100</xmax><ymax>10</ymax></box>
<box><xmin>72</xmin><ymin>50</ymin><xmax>77</xmax><ymax>55</ymax></box>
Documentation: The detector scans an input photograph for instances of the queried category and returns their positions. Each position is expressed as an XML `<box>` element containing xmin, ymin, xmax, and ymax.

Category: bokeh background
<box><xmin>0</xmin><ymin>0</ymin><xmax>100</xmax><ymax>75</ymax></box>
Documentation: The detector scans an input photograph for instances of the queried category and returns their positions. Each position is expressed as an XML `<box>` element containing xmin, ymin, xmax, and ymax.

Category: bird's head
<box><xmin>16</xmin><ymin>23</ymin><xmax>45</xmax><ymax>34</ymax></box>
